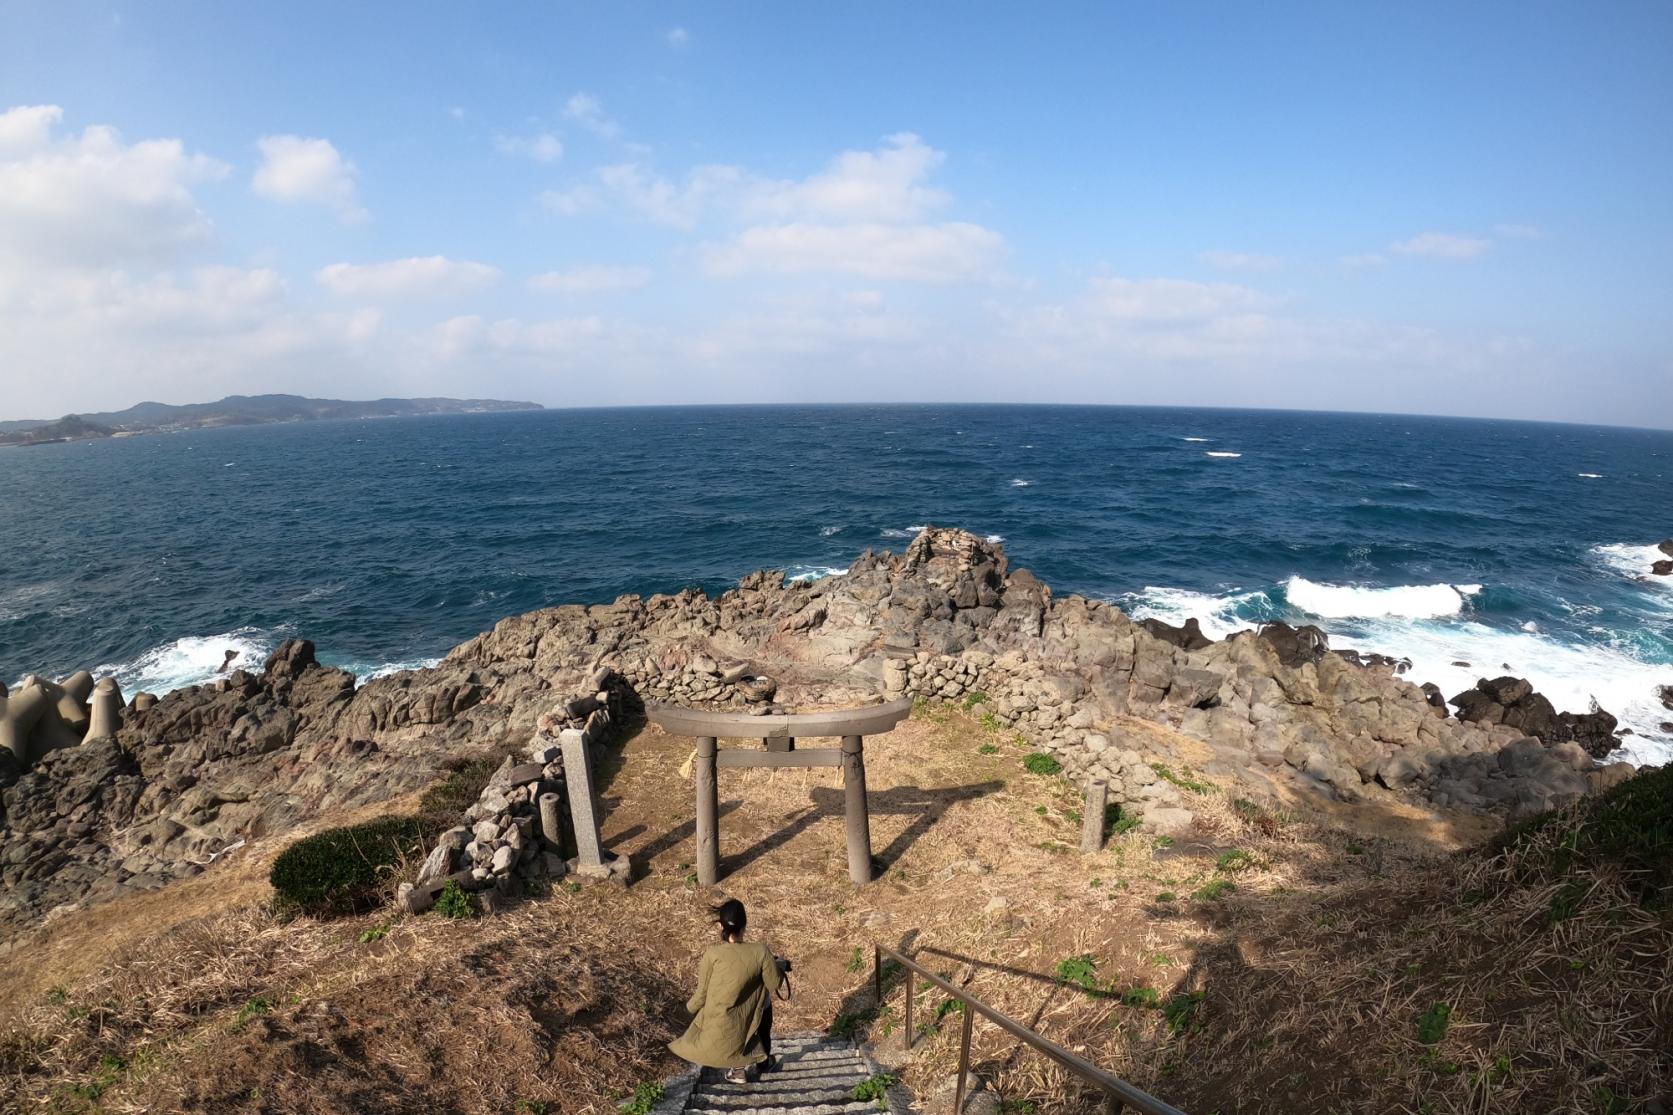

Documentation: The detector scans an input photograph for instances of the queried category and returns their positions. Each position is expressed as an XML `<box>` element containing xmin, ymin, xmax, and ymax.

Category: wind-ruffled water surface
<box><xmin>3</xmin><ymin>404</ymin><xmax>1669</xmax><ymax>762</ymax></box>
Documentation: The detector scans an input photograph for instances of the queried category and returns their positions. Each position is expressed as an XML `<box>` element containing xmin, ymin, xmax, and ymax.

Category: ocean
<box><xmin>3</xmin><ymin>404</ymin><xmax>1669</xmax><ymax>765</ymax></box>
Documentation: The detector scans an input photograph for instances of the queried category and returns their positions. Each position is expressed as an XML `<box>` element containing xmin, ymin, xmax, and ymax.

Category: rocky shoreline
<box><xmin>0</xmin><ymin>527</ymin><xmax>1648</xmax><ymax>934</ymax></box>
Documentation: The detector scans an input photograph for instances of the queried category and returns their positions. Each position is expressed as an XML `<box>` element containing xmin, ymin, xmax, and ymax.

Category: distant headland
<box><xmin>0</xmin><ymin>394</ymin><xmax>544</xmax><ymax>446</ymax></box>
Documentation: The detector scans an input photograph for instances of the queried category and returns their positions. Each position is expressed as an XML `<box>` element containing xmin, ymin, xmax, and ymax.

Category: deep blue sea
<box><xmin>3</xmin><ymin>405</ymin><xmax>1670</xmax><ymax>764</ymax></box>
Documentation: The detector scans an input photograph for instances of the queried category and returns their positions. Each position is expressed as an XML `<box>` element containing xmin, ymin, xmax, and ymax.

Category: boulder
<box><xmin>1257</xmin><ymin>623</ymin><xmax>1329</xmax><ymax>668</ymax></box>
<box><xmin>1138</xmin><ymin>617</ymin><xmax>1213</xmax><ymax>652</ymax></box>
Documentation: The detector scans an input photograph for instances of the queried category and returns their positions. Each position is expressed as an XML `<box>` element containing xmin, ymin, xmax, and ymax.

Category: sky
<box><xmin>0</xmin><ymin>2</ymin><xmax>1669</xmax><ymax>427</ymax></box>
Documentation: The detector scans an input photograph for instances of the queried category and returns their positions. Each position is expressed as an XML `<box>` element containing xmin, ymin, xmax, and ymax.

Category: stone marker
<box><xmin>1080</xmin><ymin>780</ymin><xmax>1108</xmax><ymax>853</ymax></box>
<box><xmin>538</xmin><ymin>791</ymin><xmax>564</xmax><ymax>854</ymax></box>
<box><xmin>559</xmin><ymin>728</ymin><xmax>603</xmax><ymax>868</ymax></box>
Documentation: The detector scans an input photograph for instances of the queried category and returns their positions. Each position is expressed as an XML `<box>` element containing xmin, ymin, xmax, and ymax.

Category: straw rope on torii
<box><xmin>646</xmin><ymin>697</ymin><xmax>914</xmax><ymax>887</ymax></box>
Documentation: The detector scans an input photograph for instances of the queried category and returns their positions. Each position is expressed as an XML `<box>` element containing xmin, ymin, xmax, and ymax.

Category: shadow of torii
<box><xmin>721</xmin><ymin>780</ymin><xmax>1006</xmax><ymax>879</ymax></box>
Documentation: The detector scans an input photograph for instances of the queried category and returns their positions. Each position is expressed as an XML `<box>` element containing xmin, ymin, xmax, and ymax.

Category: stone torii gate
<box><xmin>646</xmin><ymin>697</ymin><xmax>914</xmax><ymax>887</ymax></box>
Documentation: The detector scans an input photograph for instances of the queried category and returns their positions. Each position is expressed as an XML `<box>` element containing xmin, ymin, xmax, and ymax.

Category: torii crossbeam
<box><xmin>646</xmin><ymin>697</ymin><xmax>914</xmax><ymax>886</ymax></box>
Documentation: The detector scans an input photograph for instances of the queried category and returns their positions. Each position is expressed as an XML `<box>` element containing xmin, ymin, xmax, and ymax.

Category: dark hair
<box><xmin>714</xmin><ymin>898</ymin><xmax>747</xmax><ymax>940</ymax></box>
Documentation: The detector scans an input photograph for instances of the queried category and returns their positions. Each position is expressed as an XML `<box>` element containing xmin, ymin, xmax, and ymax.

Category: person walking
<box><xmin>670</xmin><ymin>899</ymin><xmax>783</xmax><ymax>1083</ymax></box>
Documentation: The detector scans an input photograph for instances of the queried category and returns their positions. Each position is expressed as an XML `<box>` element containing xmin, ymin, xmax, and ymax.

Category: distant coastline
<box><xmin>0</xmin><ymin>393</ymin><xmax>543</xmax><ymax>446</ymax></box>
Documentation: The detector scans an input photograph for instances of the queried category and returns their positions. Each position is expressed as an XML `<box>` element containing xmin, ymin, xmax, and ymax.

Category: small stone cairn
<box><xmin>397</xmin><ymin>668</ymin><xmax>630</xmax><ymax>915</ymax></box>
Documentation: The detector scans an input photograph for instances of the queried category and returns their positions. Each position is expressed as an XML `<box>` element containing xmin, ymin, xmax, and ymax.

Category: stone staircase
<box><xmin>651</xmin><ymin>1032</ymin><xmax>910</xmax><ymax>1115</ymax></box>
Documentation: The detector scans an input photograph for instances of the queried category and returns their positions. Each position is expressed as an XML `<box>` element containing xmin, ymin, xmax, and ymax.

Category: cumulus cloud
<box><xmin>0</xmin><ymin>104</ymin><xmax>229</xmax><ymax>267</ymax></box>
<box><xmin>743</xmin><ymin>133</ymin><xmax>948</xmax><ymax>223</ymax></box>
<box><xmin>316</xmin><ymin>256</ymin><xmax>501</xmax><ymax>299</ymax></box>
<box><xmin>528</xmin><ymin>265</ymin><xmax>652</xmax><ymax>293</ymax></box>
<box><xmin>492</xmin><ymin>131</ymin><xmax>563</xmax><ymax>163</ymax></box>
<box><xmin>1200</xmin><ymin>250</ymin><xmax>1281</xmax><ymax>272</ymax></box>
<box><xmin>1390</xmin><ymin>231</ymin><xmax>1490</xmax><ymax>259</ymax></box>
<box><xmin>251</xmin><ymin>135</ymin><xmax>365</xmax><ymax>222</ymax></box>
<box><xmin>702</xmin><ymin>222</ymin><xmax>1003</xmax><ymax>282</ymax></box>
<box><xmin>563</xmin><ymin>93</ymin><xmax>620</xmax><ymax>139</ymax></box>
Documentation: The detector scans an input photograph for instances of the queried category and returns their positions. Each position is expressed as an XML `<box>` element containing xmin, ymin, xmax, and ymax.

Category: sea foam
<box><xmin>1285</xmin><ymin>576</ymin><xmax>1475</xmax><ymax>619</ymax></box>
<box><xmin>93</xmin><ymin>628</ymin><xmax>277</xmax><ymax>695</ymax></box>
<box><xmin>1205</xmin><ymin>451</ymin><xmax>1242</xmax><ymax>458</ymax></box>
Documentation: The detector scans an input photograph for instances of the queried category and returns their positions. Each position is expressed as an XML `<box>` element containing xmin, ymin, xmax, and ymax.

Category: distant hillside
<box><xmin>0</xmin><ymin>415</ymin><xmax>116</xmax><ymax>446</ymax></box>
<box><xmin>0</xmin><ymin>395</ymin><xmax>543</xmax><ymax>445</ymax></box>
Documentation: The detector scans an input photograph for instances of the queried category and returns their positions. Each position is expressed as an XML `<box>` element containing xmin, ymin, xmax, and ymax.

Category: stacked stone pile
<box><xmin>398</xmin><ymin>745</ymin><xmax>567</xmax><ymax>915</ymax></box>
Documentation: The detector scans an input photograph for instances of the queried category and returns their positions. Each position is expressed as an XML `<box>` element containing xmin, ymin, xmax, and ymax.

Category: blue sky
<box><xmin>1</xmin><ymin>2</ymin><xmax>1669</xmax><ymax>425</ymax></box>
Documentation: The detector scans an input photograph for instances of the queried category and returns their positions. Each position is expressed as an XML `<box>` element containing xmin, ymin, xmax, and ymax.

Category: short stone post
<box><xmin>538</xmin><ymin>791</ymin><xmax>564</xmax><ymax>854</ymax></box>
<box><xmin>695</xmin><ymin>735</ymin><xmax>719</xmax><ymax>887</ymax></box>
<box><xmin>1080</xmin><ymin>780</ymin><xmax>1108</xmax><ymax>853</ymax></box>
<box><xmin>560</xmin><ymin>728</ymin><xmax>604</xmax><ymax>870</ymax></box>
<box><xmin>842</xmin><ymin>734</ymin><xmax>872</xmax><ymax>884</ymax></box>
<box><xmin>86</xmin><ymin>678</ymin><xmax>123</xmax><ymax>741</ymax></box>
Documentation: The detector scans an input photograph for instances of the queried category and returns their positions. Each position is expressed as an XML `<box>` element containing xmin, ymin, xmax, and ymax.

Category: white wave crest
<box><xmin>1286</xmin><ymin>577</ymin><xmax>1473</xmax><ymax>619</ymax></box>
<box><xmin>985</xmin><ymin>534</ymin><xmax>1005</xmax><ymax>544</ymax></box>
<box><xmin>879</xmin><ymin>524</ymin><xmax>929</xmax><ymax>539</ymax></box>
<box><xmin>819</xmin><ymin>525</ymin><xmax>844</xmax><ymax>537</ymax></box>
<box><xmin>1182</xmin><ymin>437</ymin><xmax>1211</xmax><ymax>442</ymax></box>
<box><xmin>93</xmin><ymin>628</ymin><xmax>278</xmax><ymax>696</ymax></box>
<box><xmin>1593</xmin><ymin>542</ymin><xmax>1670</xmax><ymax>585</ymax></box>
<box><xmin>1205</xmin><ymin>451</ymin><xmax>1242</xmax><ymax>458</ymax></box>
<box><xmin>1010</xmin><ymin>478</ymin><xmax>1031</xmax><ymax>487</ymax></box>
<box><xmin>1577</xmin><ymin>473</ymin><xmax>1603</xmax><ymax>479</ymax></box>
<box><xmin>1119</xmin><ymin>585</ymin><xmax>1271</xmax><ymax>642</ymax></box>
<box><xmin>344</xmin><ymin>656</ymin><xmax>443</xmax><ymax>682</ymax></box>
<box><xmin>787</xmin><ymin>565</ymin><xmax>849</xmax><ymax>583</ymax></box>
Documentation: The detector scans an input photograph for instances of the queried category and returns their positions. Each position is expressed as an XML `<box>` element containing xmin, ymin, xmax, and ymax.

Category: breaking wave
<box><xmin>1285</xmin><ymin>577</ymin><xmax>1479</xmax><ymax>620</ymax></box>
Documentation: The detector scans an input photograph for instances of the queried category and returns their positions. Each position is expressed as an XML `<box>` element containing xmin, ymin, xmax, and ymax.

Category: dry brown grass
<box><xmin>1</xmin><ymin>701</ymin><xmax>1667</xmax><ymax>1114</ymax></box>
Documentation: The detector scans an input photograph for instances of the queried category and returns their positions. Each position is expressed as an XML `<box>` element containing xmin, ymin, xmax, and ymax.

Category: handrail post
<box><xmin>695</xmin><ymin>736</ymin><xmax>718</xmax><ymax>886</ymax></box>
<box><xmin>903</xmin><ymin>967</ymin><xmax>914</xmax><ymax>1051</ymax></box>
<box><xmin>953</xmin><ymin>1005</ymin><xmax>974</xmax><ymax>1114</ymax></box>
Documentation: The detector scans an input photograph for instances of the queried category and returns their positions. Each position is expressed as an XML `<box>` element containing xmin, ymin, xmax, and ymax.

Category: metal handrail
<box><xmin>873</xmin><ymin>943</ymin><xmax>1188</xmax><ymax>1115</ymax></box>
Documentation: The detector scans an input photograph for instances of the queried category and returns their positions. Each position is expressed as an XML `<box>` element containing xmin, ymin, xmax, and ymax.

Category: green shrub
<box><xmin>621</xmin><ymin>1080</ymin><xmax>664</xmax><ymax>1115</ymax></box>
<box><xmin>1493</xmin><ymin>764</ymin><xmax>1673</xmax><ymax>907</ymax></box>
<box><xmin>1054</xmin><ymin>954</ymin><xmax>1101</xmax><ymax>993</ymax></box>
<box><xmin>1150</xmin><ymin>762</ymin><xmax>1214</xmax><ymax>795</ymax></box>
<box><xmin>1416</xmin><ymin>1002</ymin><xmax>1451</xmax><ymax>1044</ymax></box>
<box><xmin>853</xmin><ymin>1073</ymin><xmax>896</xmax><ymax>1109</ymax></box>
<box><xmin>434</xmin><ymin>879</ymin><xmax>475</xmax><ymax>919</ymax></box>
<box><xmin>1193</xmin><ymin>879</ymin><xmax>1235</xmax><ymax>901</ymax></box>
<box><xmin>1215</xmin><ymin>848</ymin><xmax>1254</xmax><ymax>873</ymax></box>
<box><xmin>1163</xmin><ymin>991</ymin><xmax>1204</xmax><ymax>1033</ymax></box>
<box><xmin>978</xmin><ymin>743</ymin><xmax>1000</xmax><ymax>755</ymax></box>
<box><xmin>268</xmin><ymin>816</ymin><xmax>424</xmax><ymax>916</ymax></box>
<box><xmin>962</xmin><ymin>690</ymin><xmax>989</xmax><ymax>710</ymax></box>
<box><xmin>1122</xmin><ymin>986</ymin><xmax>1161</xmax><ymax>1008</ymax></box>
<box><xmin>1023</xmin><ymin>752</ymin><xmax>1062</xmax><ymax>776</ymax></box>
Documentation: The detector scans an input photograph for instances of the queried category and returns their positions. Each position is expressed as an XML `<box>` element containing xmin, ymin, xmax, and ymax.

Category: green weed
<box><xmin>1023</xmin><ymin>753</ymin><xmax>1062</xmax><ymax>776</ymax></box>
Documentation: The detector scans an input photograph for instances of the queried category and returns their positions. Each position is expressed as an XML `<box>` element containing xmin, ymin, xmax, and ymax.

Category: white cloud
<box><xmin>528</xmin><ymin>265</ymin><xmax>652</xmax><ymax>294</ymax></box>
<box><xmin>1390</xmin><ymin>231</ymin><xmax>1490</xmax><ymax>259</ymax></box>
<box><xmin>564</xmin><ymin>93</ymin><xmax>621</xmax><ymax>139</ymax></box>
<box><xmin>1200</xmin><ymin>250</ymin><xmax>1281</xmax><ymax>272</ymax></box>
<box><xmin>592</xmin><ymin>162</ymin><xmax>745</xmax><ymax>228</ymax></box>
<box><xmin>251</xmin><ymin>135</ymin><xmax>365</xmax><ymax>222</ymax></box>
<box><xmin>0</xmin><ymin>103</ymin><xmax>63</xmax><ymax>154</ymax></box>
<box><xmin>1084</xmin><ymin>277</ymin><xmax>1273</xmax><ymax>322</ymax></box>
<box><xmin>1494</xmin><ymin>223</ymin><xmax>1542</xmax><ymax>239</ymax></box>
<box><xmin>1341</xmin><ymin>253</ymin><xmax>1386</xmax><ymax>270</ymax></box>
<box><xmin>0</xmin><ymin>105</ymin><xmax>229</xmax><ymax>268</ymax></box>
<box><xmin>316</xmin><ymin>256</ymin><xmax>501</xmax><ymax>299</ymax></box>
<box><xmin>667</xmin><ymin>27</ymin><xmax>690</xmax><ymax>47</ymax></box>
<box><xmin>493</xmin><ymin>132</ymin><xmax>563</xmax><ymax>163</ymax></box>
<box><xmin>538</xmin><ymin>184</ymin><xmax>598</xmax><ymax>216</ymax></box>
<box><xmin>744</xmin><ymin>133</ymin><xmax>948</xmax><ymax>223</ymax></box>
<box><xmin>703</xmin><ymin>222</ymin><xmax>1003</xmax><ymax>282</ymax></box>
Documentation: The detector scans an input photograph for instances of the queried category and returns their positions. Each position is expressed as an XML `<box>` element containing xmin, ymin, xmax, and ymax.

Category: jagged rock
<box><xmin>1139</xmin><ymin>617</ymin><xmax>1212</xmax><ymax>651</ymax></box>
<box><xmin>1258</xmin><ymin>622</ymin><xmax>1330</xmax><ymax>668</ymax></box>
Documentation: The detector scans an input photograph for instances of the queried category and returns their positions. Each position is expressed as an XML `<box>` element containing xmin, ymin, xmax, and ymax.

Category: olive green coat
<box><xmin>669</xmin><ymin>941</ymin><xmax>782</xmax><ymax>1068</ymax></box>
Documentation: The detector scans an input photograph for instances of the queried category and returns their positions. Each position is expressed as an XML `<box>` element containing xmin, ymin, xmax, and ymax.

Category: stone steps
<box><xmin>655</xmin><ymin>1031</ymin><xmax>907</xmax><ymax>1115</ymax></box>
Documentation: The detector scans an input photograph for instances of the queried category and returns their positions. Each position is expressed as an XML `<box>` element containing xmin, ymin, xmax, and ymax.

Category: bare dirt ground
<box><xmin>2</xmin><ymin>703</ymin><xmax>1665</xmax><ymax>1114</ymax></box>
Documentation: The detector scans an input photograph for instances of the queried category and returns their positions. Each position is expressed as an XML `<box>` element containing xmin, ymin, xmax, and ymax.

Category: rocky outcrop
<box><xmin>1</xmin><ymin>528</ymin><xmax>1649</xmax><ymax>933</ymax></box>
<box><xmin>1449</xmin><ymin>677</ymin><xmax>1621</xmax><ymax>758</ymax></box>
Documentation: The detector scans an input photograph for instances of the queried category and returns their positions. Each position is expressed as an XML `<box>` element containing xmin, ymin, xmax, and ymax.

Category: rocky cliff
<box><xmin>0</xmin><ymin>528</ymin><xmax>1639</xmax><ymax>934</ymax></box>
